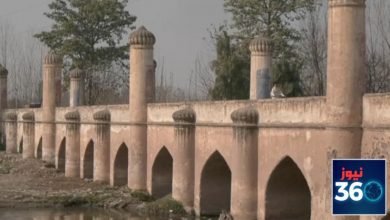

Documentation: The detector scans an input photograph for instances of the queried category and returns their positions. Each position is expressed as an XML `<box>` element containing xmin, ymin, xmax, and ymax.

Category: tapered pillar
<box><xmin>172</xmin><ymin>108</ymin><xmax>196</xmax><ymax>211</ymax></box>
<box><xmin>65</xmin><ymin>111</ymin><xmax>80</xmax><ymax>178</ymax></box>
<box><xmin>22</xmin><ymin>112</ymin><xmax>35</xmax><ymax>159</ymax></box>
<box><xmin>4</xmin><ymin>112</ymin><xmax>17</xmax><ymax>154</ymax></box>
<box><xmin>128</xmin><ymin>26</ymin><xmax>155</xmax><ymax>190</ymax></box>
<box><xmin>42</xmin><ymin>51</ymin><xmax>62</xmax><ymax>163</ymax></box>
<box><xmin>249</xmin><ymin>35</ymin><xmax>272</xmax><ymax>99</ymax></box>
<box><xmin>69</xmin><ymin>68</ymin><xmax>84</xmax><ymax>107</ymax></box>
<box><xmin>230</xmin><ymin>107</ymin><xmax>258</xmax><ymax>220</ymax></box>
<box><xmin>93</xmin><ymin>109</ymin><xmax>110</xmax><ymax>183</ymax></box>
<box><xmin>0</xmin><ymin>65</ymin><xmax>8</xmax><ymax>147</ymax></box>
<box><xmin>325</xmin><ymin>1</ymin><xmax>366</xmax><ymax>219</ymax></box>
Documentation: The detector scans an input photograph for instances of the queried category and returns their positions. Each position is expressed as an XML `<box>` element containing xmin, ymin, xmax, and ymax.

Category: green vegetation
<box><xmin>210</xmin><ymin>0</ymin><xmax>315</xmax><ymax>99</ymax></box>
<box><xmin>35</xmin><ymin>0</ymin><xmax>136</xmax><ymax>104</ymax></box>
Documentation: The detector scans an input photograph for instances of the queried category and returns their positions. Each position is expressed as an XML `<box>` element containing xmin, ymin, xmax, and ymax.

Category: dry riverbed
<box><xmin>0</xmin><ymin>152</ymin><xmax>188</xmax><ymax>219</ymax></box>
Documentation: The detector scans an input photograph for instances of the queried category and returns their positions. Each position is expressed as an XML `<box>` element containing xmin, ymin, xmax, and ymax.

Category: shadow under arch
<box><xmin>200</xmin><ymin>151</ymin><xmax>231</xmax><ymax>216</ymax></box>
<box><xmin>113</xmin><ymin>143</ymin><xmax>128</xmax><ymax>186</ymax></box>
<box><xmin>265</xmin><ymin>156</ymin><xmax>311</xmax><ymax>220</ymax></box>
<box><xmin>18</xmin><ymin>138</ymin><xmax>23</xmax><ymax>154</ymax></box>
<box><xmin>83</xmin><ymin>140</ymin><xmax>94</xmax><ymax>179</ymax></box>
<box><xmin>36</xmin><ymin>137</ymin><xmax>42</xmax><ymax>159</ymax></box>
<box><xmin>57</xmin><ymin>138</ymin><xmax>66</xmax><ymax>172</ymax></box>
<box><xmin>152</xmin><ymin>146</ymin><xmax>173</xmax><ymax>199</ymax></box>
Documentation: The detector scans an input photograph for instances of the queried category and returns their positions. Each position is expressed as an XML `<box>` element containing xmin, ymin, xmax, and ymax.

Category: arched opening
<box><xmin>57</xmin><ymin>138</ymin><xmax>66</xmax><ymax>172</ymax></box>
<box><xmin>152</xmin><ymin>147</ymin><xmax>173</xmax><ymax>199</ymax></box>
<box><xmin>18</xmin><ymin>139</ymin><xmax>23</xmax><ymax>154</ymax></box>
<box><xmin>113</xmin><ymin>143</ymin><xmax>128</xmax><ymax>186</ymax></box>
<box><xmin>83</xmin><ymin>140</ymin><xmax>94</xmax><ymax>179</ymax></box>
<box><xmin>36</xmin><ymin>137</ymin><xmax>42</xmax><ymax>159</ymax></box>
<box><xmin>265</xmin><ymin>157</ymin><xmax>311</xmax><ymax>220</ymax></box>
<box><xmin>200</xmin><ymin>151</ymin><xmax>231</xmax><ymax>216</ymax></box>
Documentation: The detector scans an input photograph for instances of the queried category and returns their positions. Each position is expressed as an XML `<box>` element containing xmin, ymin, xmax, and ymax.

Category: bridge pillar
<box><xmin>128</xmin><ymin>26</ymin><xmax>156</xmax><ymax>190</ymax></box>
<box><xmin>0</xmin><ymin>65</ymin><xmax>7</xmax><ymax>147</ymax></box>
<box><xmin>93</xmin><ymin>110</ymin><xmax>110</xmax><ymax>183</ymax></box>
<box><xmin>325</xmin><ymin>0</ymin><xmax>366</xmax><ymax>219</ymax></box>
<box><xmin>249</xmin><ymin>34</ymin><xmax>272</xmax><ymax>100</ymax></box>
<box><xmin>172</xmin><ymin>108</ymin><xmax>196</xmax><ymax>211</ymax></box>
<box><xmin>42</xmin><ymin>51</ymin><xmax>62</xmax><ymax>164</ymax></box>
<box><xmin>22</xmin><ymin>112</ymin><xmax>35</xmax><ymax>159</ymax></box>
<box><xmin>4</xmin><ymin>112</ymin><xmax>17</xmax><ymax>154</ymax></box>
<box><xmin>69</xmin><ymin>68</ymin><xmax>84</xmax><ymax>107</ymax></box>
<box><xmin>230</xmin><ymin>107</ymin><xmax>258</xmax><ymax>220</ymax></box>
<box><xmin>65</xmin><ymin>111</ymin><xmax>80</xmax><ymax>178</ymax></box>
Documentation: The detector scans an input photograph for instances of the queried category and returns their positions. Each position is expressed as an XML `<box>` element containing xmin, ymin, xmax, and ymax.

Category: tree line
<box><xmin>1</xmin><ymin>0</ymin><xmax>390</xmax><ymax>107</ymax></box>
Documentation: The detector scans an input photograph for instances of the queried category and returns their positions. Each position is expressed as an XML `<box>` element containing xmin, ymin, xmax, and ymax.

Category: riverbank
<box><xmin>0</xmin><ymin>152</ymin><xmax>190</xmax><ymax>219</ymax></box>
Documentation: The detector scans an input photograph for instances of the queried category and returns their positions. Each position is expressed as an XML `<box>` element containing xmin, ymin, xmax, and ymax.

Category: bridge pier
<box><xmin>231</xmin><ymin>107</ymin><xmax>258</xmax><ymax>220</ymax></box>
<box><xmin>69</xmin><ymin>68</ymin><xmax>84</xmax><ymax>107</ymax></box>
<box><xmin>325</xmin><ymin>0</ymin><xmax>366</xmax><ymax>219</ymax></box>
<box><xmin>249</xmin><ymin>34</ymin><xmax>272</xmax><ymax>100</ymax></box>
<box><xmin>5</xmin><ymin>112</ymin><xmax>17</xmax><ymax>154</ymax></box>
<box><xmin>128</xmin><ymin>26</ymin><xmax>156</xmax><ymax>190</ymax></box>
<box><xmin>42</xmin><ymin>51</ymin><xmax>62</xmax><ymax>164</ymax></box>
<box><xmin>65</xmin><ymin>111</ymin><xmax>80</xmax><ymax>178</ymax></box>
<box><xmin>22</xmin><ymin>112</ymin><xmax>35</xmax><ymax>159</ymax></box>
<box><xmin>93</xmin><ymin>110</ymin><xmax>111</xmax><ymax>183</ymax></box>
<box><xmin>172</xmin><ymin>108</ymin><xmax>196</xmax><ymax>211</ymax></box>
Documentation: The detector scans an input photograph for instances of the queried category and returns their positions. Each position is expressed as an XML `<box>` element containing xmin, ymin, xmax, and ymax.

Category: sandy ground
<box><xmin>0</xmin><ymin>151</ymin><xmax>145</xmax><ymax>209</ymax></box>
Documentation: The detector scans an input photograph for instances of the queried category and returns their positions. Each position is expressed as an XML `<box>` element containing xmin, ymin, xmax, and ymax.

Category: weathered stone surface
<box><xmin>4</xmin><ymin>112</ymin><xmax>17</xmax><ymax>121</ymax></box>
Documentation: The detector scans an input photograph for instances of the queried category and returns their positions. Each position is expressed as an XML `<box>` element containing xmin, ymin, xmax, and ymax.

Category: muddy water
<box><xmin>0</xmin><ymin>208</ymin><xmax>166</xmax><ymax>220</ymax></box>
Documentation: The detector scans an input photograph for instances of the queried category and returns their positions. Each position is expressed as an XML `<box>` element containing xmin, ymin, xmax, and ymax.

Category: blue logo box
<box><xmin>332</xmin><ymin>159</ymin><xmax>387</xmax><ymax>216</ymax></box>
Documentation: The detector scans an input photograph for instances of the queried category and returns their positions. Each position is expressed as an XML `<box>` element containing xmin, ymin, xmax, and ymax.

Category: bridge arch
<box><xmin>57</xmin><ymin>138</ymin><xmax>66</xmax><ymax>172</ymax></box>
<box><xmin>82</xmin><ymin>140</ymin><xmax>94</xmax><ymax>179</ymax></box>
<box><xmin>152</xmin><ymin>146</ymin><xmax>173</xmax><ymax>199</ymax></box>
<box><xmin>200</xmin><ymin>151</ymin><xmax>231</xmax><ymax>216</ymax></box>
<box><xmin>265</xmin><ymin>156</ymin><xmax>311</xmax><ymax>220</ymax></box>
<box><xmin>36</xmin><ymin>137</ymin><xmax>42</xmax><ymax>159</ymax></box>
<box><xmin>113</xmin><ymin>143</ymin><xmax>128</xmax><ymax>186</ymax></box>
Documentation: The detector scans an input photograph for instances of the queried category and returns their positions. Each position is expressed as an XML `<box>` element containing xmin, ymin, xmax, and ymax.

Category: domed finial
<box><xmin>0</xmin><ymin>64</ymin><xmax>8</xmax><ymax>77</ymax></box>
<box><xmin>69</xmin><ymin>68</ymin><xmax>84</xmax><ymax>79</ymax></box>
<box><xmin>172</xmin><ymin>108</ymin><xmax>196</xmax><ymax>123</ymax></box>
<box><xmin>329</xmin><ymin>0</ymin><xmax>365</xmax><ymax>7</ymax></box>
<box><xmin>231</xmin><ymin>107</ymin><xmax>259</xmax><ymax>124</ymax></box>
<box><xmin>129</xmin><ymin>26</ymin><xmax>156</xmax><ymax>48</ymax></box>
<box><xmin>249</xmin><ymin>34</ymin><xmax>272</xmax><ymax>55</ymax></box>
<box><xmin>93</xmin><ymin>109</ymin><xmax>111</xmax><ymax>121</ymax></box>
<box><xmin>65</xmin><ymin>110</ymin><xmax>80</xmax><ymax>121</ymax></box>
<box><xmin>22</xmin><ymin>111</ymin><xmax>35</xmax><ymax>121</ymax></box>
<box><xmin>44</xmin><ymin>50</ymin><xmax>62</xmax><ymax>65</ymax></box>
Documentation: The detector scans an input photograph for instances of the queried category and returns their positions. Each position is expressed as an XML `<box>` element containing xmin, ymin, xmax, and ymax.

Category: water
<box><xmin>0</xmin><ymin>208</ymin><xmax>167</xmax><ymax>220</ymax></box>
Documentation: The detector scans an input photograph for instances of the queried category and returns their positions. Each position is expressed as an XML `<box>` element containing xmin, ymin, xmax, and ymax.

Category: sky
<box><xmin>0</xmin><ymin>0</ymin><xmax>228</xmax><ymax>87</ymax></box>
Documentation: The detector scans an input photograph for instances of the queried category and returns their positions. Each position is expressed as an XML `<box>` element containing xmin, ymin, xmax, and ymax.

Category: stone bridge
<box><xmin>0</xmin><ymin>0</ymin><xmax>388</xmax><ymax>219</ymax></box>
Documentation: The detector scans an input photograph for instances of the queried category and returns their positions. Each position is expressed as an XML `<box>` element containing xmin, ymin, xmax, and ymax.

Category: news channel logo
<box><xmin>332</xmin><ymin>159</ymin><xmax>387</xmax><ymax>216</ymax></box>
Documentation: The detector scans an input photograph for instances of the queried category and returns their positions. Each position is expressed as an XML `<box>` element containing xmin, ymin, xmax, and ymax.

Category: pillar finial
<box><xmin>329</xmin><ymin>0</ymin><xmax>365</xmax><ymax>7</ymax></box>
<box><xmin>44</xmin><ymin>50</ymin><xmax>62</xmax><ymax>65</ymax></box>
<box><xmin>129</xmin><ymin>26</ymin><xmax>156</xmax><ymax>48</ymax></box>
<box><xmin>0</xmin><ymin>64</ymin><xmax>8</xmax><ymax>77</ymax></box>
<box><xmin>249</xmin><ymin>34</ymin><xmax>272</xmax><ymax>55</ymax></box>
<box><xmin>69</xmin><ymin>68</ymin><xmax>84</xmax><ymax>79</ymax></box>
<box><xmin>173</xmin><ymin>108</ymin><xmax>196</xmax><ymax>123</ymax></box>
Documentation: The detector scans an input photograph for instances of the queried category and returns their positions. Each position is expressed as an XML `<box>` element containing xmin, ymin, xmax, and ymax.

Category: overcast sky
<box><xmin>0</xmin><ymin>0</ymin><xmax>228</xmax><ymax>87</ymax></box>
